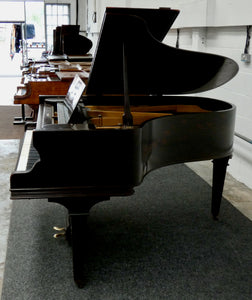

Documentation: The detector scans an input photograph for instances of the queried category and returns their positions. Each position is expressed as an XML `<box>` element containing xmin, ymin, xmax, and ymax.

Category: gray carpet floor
<box><xmin>0</xmin><ymin>105</ymin><xmax>32</xmax><ymax>139</ymax></box>
<box><xmin>1</xmin><ymin>164</ymin><xmax>252</xmax><ymax>299</ymax></box>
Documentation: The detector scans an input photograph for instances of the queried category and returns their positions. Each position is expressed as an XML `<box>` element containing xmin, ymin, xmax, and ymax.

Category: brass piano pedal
<box><xmin>53</xmin><ymin>226</ymin><xmax>66</xmax><ymax>239</ymax></box>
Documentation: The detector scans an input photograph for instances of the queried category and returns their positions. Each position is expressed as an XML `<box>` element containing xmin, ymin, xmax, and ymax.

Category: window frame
<box><xmin>45</xmin><ymin>3</ymin><xmax>71</xmax><ymax>51</ymax></box>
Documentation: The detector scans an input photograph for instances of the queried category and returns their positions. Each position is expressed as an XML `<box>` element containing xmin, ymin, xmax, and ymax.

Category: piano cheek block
<box><xmin>9</xmin><ymin>128</ymin><xmax>142</xmax><ymax>190</ymax></box>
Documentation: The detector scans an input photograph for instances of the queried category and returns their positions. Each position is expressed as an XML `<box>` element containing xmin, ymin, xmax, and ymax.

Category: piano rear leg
<box><xmin>211</xmin><ymin>156</ymin><xmax>230</xmax><ymax>220</ymax></box>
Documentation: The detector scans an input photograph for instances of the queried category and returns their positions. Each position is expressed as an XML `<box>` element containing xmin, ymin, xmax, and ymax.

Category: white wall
<box><xmin>85</xmin><ymin>0</ymin><xmax>252</xmax><ymax>189</ymax></box>
<box><xmin>165</xmin><ymin>26</ymin><xmax>252</xmax><ymax>189</ymax></box>
<box><xmin>195</xmin><ymin>27</ymin><xmax>252</xmax><ymax>189</ymax></box>
<box><xmin>163</xmin><ymin>2</ymin><xmax>252</xmax><ymax>189</ymax></box>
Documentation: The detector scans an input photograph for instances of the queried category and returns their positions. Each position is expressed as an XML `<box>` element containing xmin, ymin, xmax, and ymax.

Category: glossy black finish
<box><xmin>10</xmin><ymin>96</ymin><xmax>236</xmax><ymax>193</ymax></box>
<box><xmin>10</xmin><ymin>7</ymin><xmax>239</xmax><ymax>288</ymax></box>
<box><xmin>86</xmin><ymin>8</ymin><xmax>238</xmax><ymax>96</ymax></box>
<box><xmin>52</xmin><ymin>25</ymin><xmax>92</xmax><ymax>56</ymax></box>
<box><xmin>212</xmin><ymin>157</ymin><xmax>231</xmax><ymax>219</ymax></box>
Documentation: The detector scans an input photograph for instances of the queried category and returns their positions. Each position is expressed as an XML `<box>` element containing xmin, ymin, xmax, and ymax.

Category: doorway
<box><xmin>0</xmin><ymin>23</ymin><xmax>22</xmax><ymax>77</ymax></box>
<box><xmin>0</xmin><ymin>1</ymin><xmax>45</xmax><ymax>77</ymax></box>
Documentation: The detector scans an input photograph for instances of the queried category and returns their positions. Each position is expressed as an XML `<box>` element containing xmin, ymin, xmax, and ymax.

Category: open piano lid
<box><xmin>86</xmin><ymin>7</ymin><xmax>238</xmax><ymax>97</ymax></box>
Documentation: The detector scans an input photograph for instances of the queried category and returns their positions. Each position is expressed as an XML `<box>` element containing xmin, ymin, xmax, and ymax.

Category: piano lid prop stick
<box><xmin>122</xmin><ymin>42</ymin><xmax>133</xmax><ymax>127</ymax></box>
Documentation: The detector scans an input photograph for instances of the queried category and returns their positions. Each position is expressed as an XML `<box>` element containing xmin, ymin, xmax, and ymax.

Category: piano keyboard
<box><xmin>16</xmin><ymin>130</ymin><xmax>39</xmax><ymax>171</ymax></box>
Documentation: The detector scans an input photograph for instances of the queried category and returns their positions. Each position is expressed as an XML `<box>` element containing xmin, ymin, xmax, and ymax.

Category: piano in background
<box><xmin>13</xmin><ymin>25</ymin><xmax>92</xmax><ymax>124</ymax></box>
<box><xmin>13</xmin><ymin>64</ymin><xmax>90</xmax><ymax>122</ymax></box>
<box><xmin>10</xmin><ymin>7</ymin><xmax>238</xmax><ymax>288</ymax></box>
<box><xmin>51</xmin><ymin>25</ymin><xmax>93</xmax><ymax>57</ymax></box>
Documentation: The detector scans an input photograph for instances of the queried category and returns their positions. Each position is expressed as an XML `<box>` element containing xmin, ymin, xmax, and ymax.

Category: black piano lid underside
<box><xmin>104</xmin><ymin>7</ymin><xmax>179</xmax><ymax>42</ymax></box>
<box><xmin>86</xmin><ymin>7</ymin><xmax>239</xmax><ymax>97</ymax></box>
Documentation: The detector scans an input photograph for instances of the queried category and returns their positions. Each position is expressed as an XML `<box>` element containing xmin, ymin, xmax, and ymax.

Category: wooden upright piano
<box><xmin>10</xmin><ymin>7</ymin><xmax>238</xmax><ymax>288</ymax></box>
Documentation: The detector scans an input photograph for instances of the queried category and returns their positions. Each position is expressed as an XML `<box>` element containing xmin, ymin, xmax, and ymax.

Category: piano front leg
<box><xmin>49</xmin><ymin>197</ymin><xmax>109</xmax><ymax>288</ymax></box>
<box><xmin>68</xmin><ymin>213</ymin><xmax>89</xmax><ymax>288</ymax></box>
<box><xmin>211</xmin><ymin>156</ymin><xmax>231</xmax><ymax>220</ymax></box>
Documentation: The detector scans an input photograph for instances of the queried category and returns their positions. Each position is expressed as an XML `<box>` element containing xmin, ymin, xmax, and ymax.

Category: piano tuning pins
<box><xmin>53</xmin><ymin>226</ymin><xmax>66</xmax><ymax>239</ymax></box>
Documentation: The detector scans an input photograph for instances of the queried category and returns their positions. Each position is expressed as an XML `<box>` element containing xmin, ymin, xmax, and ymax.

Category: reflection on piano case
<box><xmin>10</xmin><ymin>7</ymin><xmax>239</xmax><ymax>288</ymax></box>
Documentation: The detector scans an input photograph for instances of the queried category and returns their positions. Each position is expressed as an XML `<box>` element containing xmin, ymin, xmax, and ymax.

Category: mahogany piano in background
<box><xmin>10</xmin><ymin>7</ymin><xmax>238</xmax><ymax>288</ymax></box>
<box><xmin>13</xmin><ymin>63</ymin><xmax>90</xmax><ymax>123</ymax></box>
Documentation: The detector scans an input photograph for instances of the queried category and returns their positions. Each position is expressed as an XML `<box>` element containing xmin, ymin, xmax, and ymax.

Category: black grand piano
<box><xmin>10</xmin><ymin>7</ymin><xmax>238</xmax><ymax>288</ymax></box>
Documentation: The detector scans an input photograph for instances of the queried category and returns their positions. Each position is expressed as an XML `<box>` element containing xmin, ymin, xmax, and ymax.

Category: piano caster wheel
<box><xmin>53</xmin><ymin>226</ymin><xmax>66</xmax><ymax>238</ymax></box>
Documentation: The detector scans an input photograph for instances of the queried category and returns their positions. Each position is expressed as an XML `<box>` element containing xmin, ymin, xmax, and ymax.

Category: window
<box><xmin>45</xmin><ymin>3</ymin><xmax>70</xmax><ymax>51</ymax></box>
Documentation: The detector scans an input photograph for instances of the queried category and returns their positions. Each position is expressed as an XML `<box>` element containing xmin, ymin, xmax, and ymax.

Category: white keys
<box><xmin>16</xmin><ymin>130</ymin><xmax>33</xmax><ymax>171</ymax></box>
